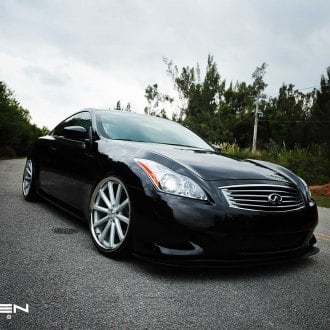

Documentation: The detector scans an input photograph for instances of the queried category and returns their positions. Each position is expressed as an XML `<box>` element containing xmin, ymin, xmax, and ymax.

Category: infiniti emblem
<box><xmin>268</xmin><ymin>193</ymin><xmax>283</xmax><ymax>205</ymax></box>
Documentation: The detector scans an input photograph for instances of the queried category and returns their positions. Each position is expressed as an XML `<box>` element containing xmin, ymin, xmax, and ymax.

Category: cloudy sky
<box><xmin>1</xmin><ymin>0</ymin><xmax>329</xmax><ymax>128</ymax></box>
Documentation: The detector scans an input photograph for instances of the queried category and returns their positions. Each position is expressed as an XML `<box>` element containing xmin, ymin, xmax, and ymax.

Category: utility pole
<box><xmin>252</xmin><ymin>98</ymin><xmax>259</xmax><ymax>153</ymax></box>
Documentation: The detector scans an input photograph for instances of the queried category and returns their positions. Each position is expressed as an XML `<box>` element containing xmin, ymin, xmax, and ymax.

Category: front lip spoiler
<box><xmin>132</xmin><ymin>246</ymin><xmax>319</xmax><ymax>269</ymax></box>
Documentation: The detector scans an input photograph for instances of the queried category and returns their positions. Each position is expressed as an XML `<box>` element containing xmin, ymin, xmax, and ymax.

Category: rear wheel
<box><xmin>89</xmin><ymin>176</ymin><xmax>132</xmax><ymax>258</ymax></box>
<box><xmin>22</xmin><ymin>159</ymin><xmax>39</xmax><ymax>201</ymax></box>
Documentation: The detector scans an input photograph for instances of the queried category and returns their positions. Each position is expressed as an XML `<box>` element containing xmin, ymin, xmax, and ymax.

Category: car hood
<box><xmin>135</xmin><ymin>143</ymin><xmax>290</xmax><ymax>182</ymax></box>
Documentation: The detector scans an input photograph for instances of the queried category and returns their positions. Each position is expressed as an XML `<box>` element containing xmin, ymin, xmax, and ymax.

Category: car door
<box><xmin>42</xmin><ymin>111</ymin><xmax>93</xmax><ymax>214</ymax></box>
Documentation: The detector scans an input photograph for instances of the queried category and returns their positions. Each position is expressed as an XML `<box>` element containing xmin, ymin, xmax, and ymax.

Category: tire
<box><xmin>22</xmin><ymin>159</ymin><xmax>39</xmax><ymax>202</ymax></box>
<box><xmin>89</xmin><ymin>176</ymin><xmax>132</xmax><ymax>258</ymax></box>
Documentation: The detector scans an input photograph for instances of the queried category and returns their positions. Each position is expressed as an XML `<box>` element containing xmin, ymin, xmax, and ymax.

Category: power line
<box><xmin>259</xmin><ymin>120</ymin><xmax>330</xmax><ymax>123</ymax></box>
<box><xmin>264</xmin><ymin>84</ymin><xmax>330</xmax><ymax>98</ymax></box>
<box><xmin>296</xmin><ymin>86</ymin><xmax>318</xmax><ymax>91</ymax></box>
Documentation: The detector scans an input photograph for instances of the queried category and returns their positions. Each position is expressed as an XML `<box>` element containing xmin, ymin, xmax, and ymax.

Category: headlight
<box><xmin>135</xmin><ymin>158</ymin><xmax>207</xmax><ymax>200</ymax></box>
<box><xmin>298</xmin><ymin>177</ymin><xmax>312</xmax><ymax>202</ymax></box>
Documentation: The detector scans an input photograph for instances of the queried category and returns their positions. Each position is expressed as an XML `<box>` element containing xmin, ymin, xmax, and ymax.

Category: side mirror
<box><xmin>63</xmin><ymin>126</ymin><xmax>87</xmax><ymax>141</ymax></box>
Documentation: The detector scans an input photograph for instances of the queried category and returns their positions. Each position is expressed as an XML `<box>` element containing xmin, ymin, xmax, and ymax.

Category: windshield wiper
<box><xmin>156</xmin><ymin>142</ymin><xmax>211</xmax><ymax>150</ymax></box>
<box><xmin>111</xmin><ymin>138</ymin><xmax>146</xmax><ymax>142</ymax></box>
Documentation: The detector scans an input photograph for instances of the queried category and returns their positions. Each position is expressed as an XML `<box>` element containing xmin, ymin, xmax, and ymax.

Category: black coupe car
<box><xmin>22</xmin><ymin>109</ymin><xmax>319</xmax><ymax>266</ymax></box>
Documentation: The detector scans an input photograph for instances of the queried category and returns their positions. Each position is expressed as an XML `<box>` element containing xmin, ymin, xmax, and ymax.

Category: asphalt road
<box><xmin>0</xmin><ymin>159</ymin><xmax>329</xmax><ymax>329</ymax></box>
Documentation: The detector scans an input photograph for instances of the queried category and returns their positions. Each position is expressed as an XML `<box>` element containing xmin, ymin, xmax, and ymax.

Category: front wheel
<box><xmin>22</xmin><ymin>159</ymin><xmax>39</xmax><ymax>201</ymax></box>
<box><xmin>89</xmin><ymin>176</ymin><xmax>132</xmax><ymax>258</ymax></box>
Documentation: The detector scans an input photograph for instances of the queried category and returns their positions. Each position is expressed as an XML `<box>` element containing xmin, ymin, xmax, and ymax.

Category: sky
<box><xmin>0</xmin><ymin>0</ymin><xmax>329</xmax><ymax>129</ymax></box>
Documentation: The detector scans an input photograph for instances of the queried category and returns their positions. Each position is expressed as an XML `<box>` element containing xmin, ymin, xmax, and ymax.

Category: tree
<box><xmin>144</xmin><ymin>56</ymin><xmax>329</xmax><ymax>154</ymax></box>
<box><xmin>219</xmin><ymin>81</ymin><xmax>254</xmax><ymax>146</ymax></box>
<box><xmin>258</xmin><ymin>84</ymin><xmax>312</xmax><ymax>148</ymax></box>
<box><xmin>308</xmin><ymin>67</ymin><xmax>330</xmax><ymax>151</ymax></box>
<box><xmin>0</xmin><ymin>81</ymin><xmax>47</xmax><ymax>157</ymax></box>
<box><xmin>218</xmin><ymin>64</ymin><xmax>268</xmax><ymax>147</ymax></box>
<box><xmin>115</xmin><ymin>100</ymin><xmax>122</xmax><ymax>110</ymax></box>
<box><xmin>164</xmin><ymin>54</ymin><xmax>225</xmax><ymax>142</ymax></box>
<box><xmin>252</xmin><ymin>62</ymin><xmax>268</xmax><ymax>97</ymax></box>
<box><xmin>144</xmin><ymin>83</ymin><xmax>172</xmax><ymax>118</ymax></box>
<box><xmin>114</xmin><ymin>100</ymin><xmax>132</xmax><ymax>112</ymax></box>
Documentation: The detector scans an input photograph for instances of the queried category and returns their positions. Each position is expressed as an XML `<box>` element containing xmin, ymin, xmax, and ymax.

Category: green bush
<box><xmin>219</xmin><ymin>143</ymin><xmax>260</xmax><ymax>160</ymax></box>
<box><xmin>264</xmin><ymin>144</ymin><xmax>330</xmax><ymax>185</ymax></box>
<box><xmin>220</xmin><ymin>142</ymin><xmax>330</xmax><ymax>185</ymax></box>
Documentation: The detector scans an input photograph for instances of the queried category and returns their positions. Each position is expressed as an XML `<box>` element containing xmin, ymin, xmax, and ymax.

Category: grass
<box><xmin>312</xmin><ymin>194</ymin><xmax>330</xmax><ymax>208</ymax></box>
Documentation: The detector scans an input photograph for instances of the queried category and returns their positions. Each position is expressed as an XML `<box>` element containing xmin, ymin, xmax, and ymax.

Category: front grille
<box><xmin>221</xmin><ymin>184</ymin><xmax>305</xmax><ymax>212</ymax></box>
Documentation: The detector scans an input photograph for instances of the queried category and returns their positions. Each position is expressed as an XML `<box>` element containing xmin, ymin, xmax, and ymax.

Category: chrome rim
<box><xmin>22</xmin><ymin>159</ymin><xmax>33</xmax><ymax>197</ymax></box>
<box><xmin>90</xmin><ymin>177</ymin><xmax>131</xmax><ymax>250</ymax></box>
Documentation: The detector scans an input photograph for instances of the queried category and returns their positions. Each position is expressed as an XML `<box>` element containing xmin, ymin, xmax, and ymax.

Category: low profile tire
<box><xmin>22</xmin><ymin>159</ymin><xmax>39</xmax><ymax>202</ymax></box>
<box><xmin>89</xmin><ymin>176</ymin><xmax>132</xmax><ymax>258</ymax></box>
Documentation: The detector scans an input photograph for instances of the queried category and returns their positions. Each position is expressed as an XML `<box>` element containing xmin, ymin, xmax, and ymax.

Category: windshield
<box><xmin>96</xmin><ymin>111</ymin><xmax>213</xmax><ymax>150</ymax></box>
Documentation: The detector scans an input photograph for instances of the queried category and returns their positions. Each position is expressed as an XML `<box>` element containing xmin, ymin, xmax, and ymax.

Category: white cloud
<box><xmin>0</xmin><ymin>0</ymin><xmax>329</xmax><ymax>128</ymax></box>
<box><xmin>0</xmin><ymin>50</ymin><xmax>155</xmax><ymax>128</ymax></box>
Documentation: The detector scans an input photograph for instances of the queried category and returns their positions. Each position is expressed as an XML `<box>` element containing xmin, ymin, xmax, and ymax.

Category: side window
<box><xmin>53</xmin><ymin>112</ymin><xmax>92</xmax><ymax>137</ymax></box>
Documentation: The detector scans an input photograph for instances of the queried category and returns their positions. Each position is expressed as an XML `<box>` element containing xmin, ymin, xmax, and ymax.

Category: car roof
<box><xmin>82</xmin><ymin>108</ymin><xmax>142</xmax><ymax>116</ymax></box>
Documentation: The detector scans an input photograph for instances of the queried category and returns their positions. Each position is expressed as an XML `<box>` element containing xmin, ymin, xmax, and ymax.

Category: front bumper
<box><xmin>133</xmin><ymin>245</ymin><xmax>320</xmax><ymax>268</ymax></box>
<box><xmin>130</xmin><ymin>184</ymin><xmax>319</xmax><ymax>266</ymax></box>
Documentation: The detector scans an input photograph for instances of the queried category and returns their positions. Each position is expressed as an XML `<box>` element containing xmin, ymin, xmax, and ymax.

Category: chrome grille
<box><xmin>221</xmin><ymin>184</ymin><xmax>305</xmax><ymax>212</ymax></box>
